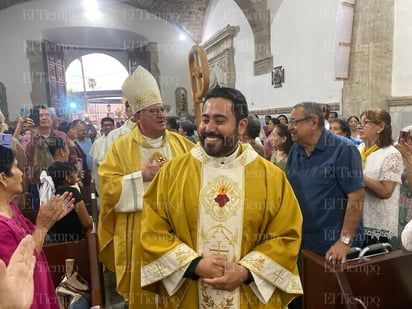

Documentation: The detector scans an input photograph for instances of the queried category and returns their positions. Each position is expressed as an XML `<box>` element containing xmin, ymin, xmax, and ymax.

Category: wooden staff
<box><xmin>188</xmin><ymin>45</ymin><xmax>209</xmax><ymax>129</ymax></box>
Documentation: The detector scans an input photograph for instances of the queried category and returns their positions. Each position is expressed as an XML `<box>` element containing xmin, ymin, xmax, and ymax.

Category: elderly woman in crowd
<box><xmin>358</xmin><ymin>109</ymin><xmax>403</xmax><ymax>247</ymax></box>
<box><xmin>270</xmin><ymin>123</ymin><xmax>293</xmax><ymax>172</ymax></box>
<box><xmin>0</xmin><ymin>145</ymin><xmax>74</xmax><ymax>308</ymax></box>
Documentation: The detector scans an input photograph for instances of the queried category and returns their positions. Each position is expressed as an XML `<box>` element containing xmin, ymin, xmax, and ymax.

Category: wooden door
<box><xmin>43</xmin><ymin>40</ymin><xmax>67</xmax><ymax>115</ymax></box>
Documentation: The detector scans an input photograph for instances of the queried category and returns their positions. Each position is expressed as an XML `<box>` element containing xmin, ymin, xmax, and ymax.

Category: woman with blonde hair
<box><xmin>358</xmin><ymin>108</ymin><xmax>403</xmax><ymax>247</ymax></box>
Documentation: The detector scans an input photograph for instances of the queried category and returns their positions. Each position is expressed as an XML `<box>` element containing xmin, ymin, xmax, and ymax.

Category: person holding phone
<box><xmin>12</xmin><ymin>106</ymin><xmax>33</xmax><ymax>141</ymax></box>
<box><xmin>0</xmin><ymin>111</ymin><xmax>28</xmax><ymax>208</ymax></box>
<box><xmin>398</xmin><ymin>128</ymin><xmax>412</xmax><ymax>144</ymax></box>
<box><xmin>13</xmin><ymin>115</ymin><xmax>34</xmax><ymax>141</ymax></box>
<box><xmin>29</xmin><ymin>108</ymin><xmax>41</xmax><ymax>127</ymax></box>
<box><xmin>20</xmin><ymin>105</ymin><xmax>77</xmax><ymax>209</ymax></box>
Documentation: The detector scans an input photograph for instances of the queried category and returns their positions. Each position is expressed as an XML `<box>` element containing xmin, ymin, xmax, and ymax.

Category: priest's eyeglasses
<box><xmin>288</xmin><ymin>116</ymin><xmax>312</xmax><ymax>126</ymax></box>
<box><xmin>141</xmin><ymin>107</ymin><xmax>166</xmax><ymax>115</ymax></box>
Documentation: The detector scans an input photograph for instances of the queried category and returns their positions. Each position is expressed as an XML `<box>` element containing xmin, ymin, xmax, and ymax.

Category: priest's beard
<box><xmin>200</xmin><ymin>128</ymin><xmax>239</xmax><ymax>157</ymax></box>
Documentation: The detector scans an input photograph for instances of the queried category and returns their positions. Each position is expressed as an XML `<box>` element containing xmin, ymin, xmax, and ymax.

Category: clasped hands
<box><xmin>194</xmin><ymin>255</ymin><xmax>249</xmax><ymax>291</ymax></box>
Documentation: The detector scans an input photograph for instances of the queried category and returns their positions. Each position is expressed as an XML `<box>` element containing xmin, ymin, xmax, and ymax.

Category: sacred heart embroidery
<box><xmin>214</xmin><ymin>185</ymin><xmax>230</xmax><ymax>207</ymax></box>
<box><xmin>201</xmin><ymin>175</ymin><xmax>241</xmax><ymax>221</ymax></box>
<box><xmin>215</xmin><ymin>185</ymin><xmax>230</xmax><ymax>207</ymax></box>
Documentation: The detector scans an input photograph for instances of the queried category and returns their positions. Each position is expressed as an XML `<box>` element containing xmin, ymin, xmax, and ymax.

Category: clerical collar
<box><xmin>206</xmin><ymin>145</ymin><xmax>240</xmax><ymax>165</ymax></box>
<box><xmin>143</xmin><ymin>135</ymin><xmax>163</xmax><ymax>148</ymax></box>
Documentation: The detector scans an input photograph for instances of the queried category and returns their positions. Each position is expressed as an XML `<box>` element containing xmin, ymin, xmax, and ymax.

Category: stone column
<box><xmin>342</xmin><ymin>0</ymin><xmax>394</xmax><ymax>117</ymax></box>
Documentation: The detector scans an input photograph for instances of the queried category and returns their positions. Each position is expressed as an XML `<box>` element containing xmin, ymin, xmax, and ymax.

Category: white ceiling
<box><xmin>42</xmin><ymin>26</ymin><xmax>148</xmax><ymax>50</ymax></box>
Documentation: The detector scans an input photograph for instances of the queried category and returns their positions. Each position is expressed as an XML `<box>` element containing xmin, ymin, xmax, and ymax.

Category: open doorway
<box><xmin>65</xmin><ymin>53</ymin><xmax>129</xmax><ymax>129</ymax></box>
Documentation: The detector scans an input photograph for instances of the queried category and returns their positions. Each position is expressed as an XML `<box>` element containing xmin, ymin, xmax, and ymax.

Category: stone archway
<box><xmin>234</xmin><ymin>0</ymin><xmax>274</xmax><ymax>75</ymax></box>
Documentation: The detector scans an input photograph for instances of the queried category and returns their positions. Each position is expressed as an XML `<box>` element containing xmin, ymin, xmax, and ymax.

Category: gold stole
<box><xmin>196</xmin><ymin>145</ymin><xmax>257</xmax><ymax>309</ymax></box>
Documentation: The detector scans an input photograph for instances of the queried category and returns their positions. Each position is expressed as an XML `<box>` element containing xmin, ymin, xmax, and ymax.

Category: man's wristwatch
<box><xmin>340</xmin><ymin>235</ymin><xmax>353</xmax><ymax>245</ymax></box>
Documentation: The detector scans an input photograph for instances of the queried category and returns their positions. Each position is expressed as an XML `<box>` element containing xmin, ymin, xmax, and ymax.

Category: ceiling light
<box><xmin>179</xmin><ymin>33</ymin><xmax>187</xmax><ymax>41</ymax></box>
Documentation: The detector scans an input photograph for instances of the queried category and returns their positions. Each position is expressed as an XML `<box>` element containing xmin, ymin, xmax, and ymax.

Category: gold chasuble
<box><xmin>97</xmin><ymin>126</ymin><xmax>193</xmax><ymax>309</ymax></box>
<box><xmin>141</xmin><ymin>143</ymin><xmax>303</xmax><ymax>309</ymax></box>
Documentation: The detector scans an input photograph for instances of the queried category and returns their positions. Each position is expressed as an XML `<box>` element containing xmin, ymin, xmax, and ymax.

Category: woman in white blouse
<box><xmin>357</xmin><ymin>109</ymin><xmax>403</xmax><ymax>247</ymax></box>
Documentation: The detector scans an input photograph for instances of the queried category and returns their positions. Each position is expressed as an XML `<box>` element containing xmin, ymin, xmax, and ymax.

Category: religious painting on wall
<box><xmin>175</xmin><ymin>87</ymin><xmax>188</xmax><ymax>117</ymax></box>
<box><xmin>272</xmin><ymin>66</ymin><xmax>285</xmax><ymax>88</ymax></box>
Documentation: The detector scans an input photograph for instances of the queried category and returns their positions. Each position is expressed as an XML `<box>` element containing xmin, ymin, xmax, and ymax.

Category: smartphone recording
<box><xmin>398</xmin><ymin>130</ymin><xmax>411</xmax><ymax>144</ymax></box>
<box><xmin>29</xmin><ymin>109</ymin><xmax>40</xmax><ymax>127</ymax></box>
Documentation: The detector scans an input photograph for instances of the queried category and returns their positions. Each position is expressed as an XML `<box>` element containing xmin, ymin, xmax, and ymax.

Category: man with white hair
<box><xmin>97</xmin><ymin>66</ymin><xmax>194</xmax><ymax>308</ymax></box>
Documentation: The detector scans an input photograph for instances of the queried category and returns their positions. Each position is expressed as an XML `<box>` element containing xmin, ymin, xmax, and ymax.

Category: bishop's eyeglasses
<box><xmin>140</xmin><ymin>107</ymin><xmax>166</xmax><ymax>115</ymax></box>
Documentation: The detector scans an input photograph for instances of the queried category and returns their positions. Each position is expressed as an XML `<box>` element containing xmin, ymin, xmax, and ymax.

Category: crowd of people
<box><xmin>0</xmin><ymin>65</ymin><xmax>412</xmax><ymax>309</ymax></box>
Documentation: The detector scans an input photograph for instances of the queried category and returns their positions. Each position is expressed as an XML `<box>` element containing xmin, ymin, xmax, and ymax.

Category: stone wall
<box><xmin>343</xmin><ymin>0</ymin><xmax>394</xmax><ymax>117</ymax></box>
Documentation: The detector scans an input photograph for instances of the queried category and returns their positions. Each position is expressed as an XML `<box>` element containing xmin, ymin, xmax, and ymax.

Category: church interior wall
<box><xmin>203</xmin><ymin>0</ymin><xmax>343</xmax><ymax>113</ymax></box>
<box><xmin>0</xmin><ymin>0</ymin><xmax>194</xmax><ymax>120</ymax></box>
<box><xmin>389</xmin><ymin>1</ymin><xmax>412</xmax><ymax>136</ymax></box>
<box><xmin>0</xmin><ymin>0</ymin><xmax>410</xmax><ymax>124</ymax></box>
<box><xmin>392</xmin><ymin>0</ymin><xmax>412</xmax><ymax>97</ymax></box>
<box><xmin>271</xmin><ymin>0</ymin><xmax>343</xmax><ymax>107</ymax></box>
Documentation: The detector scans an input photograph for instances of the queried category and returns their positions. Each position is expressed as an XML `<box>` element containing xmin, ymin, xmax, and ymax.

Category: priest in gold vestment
<box><xmin>141</xmin><ymin>87</ymin><xmax>303</xmax><ymax>308</ymax></box>
<box><xmin>97</xmin><ymin>66</ymin><xmax>194</xmax><ymax>308</ymax></box>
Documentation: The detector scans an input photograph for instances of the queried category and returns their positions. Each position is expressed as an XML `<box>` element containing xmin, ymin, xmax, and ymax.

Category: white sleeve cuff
<box><xmin>113</xmin><ymin>171</ymin><xmax>144</xmax><ymax>212</ymax></box>
<box><xmin>162</xmin><ymin>264</ymin><xmax>190</xmax><ymax>296</ymax></box>
<box><xmin>248</xmin><ymin>271</ymin><xmax>276</xmax><ymax>304</ymax></box>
